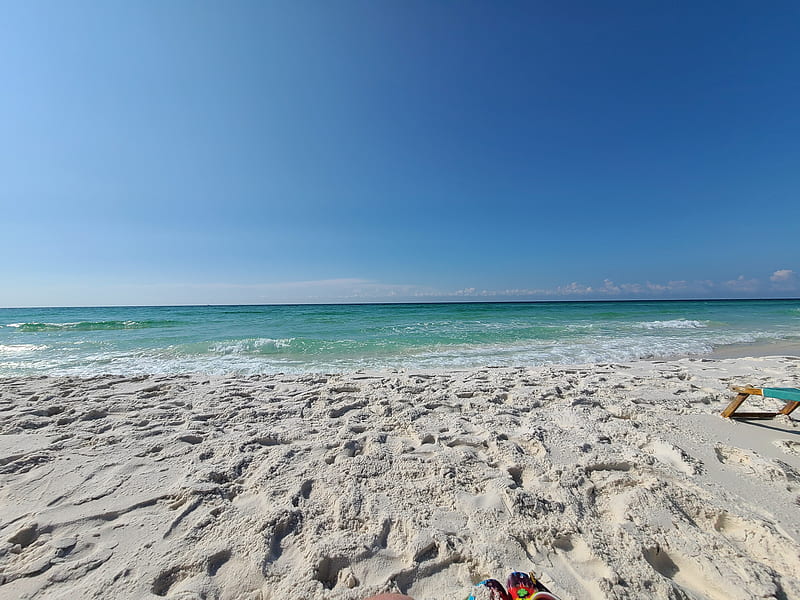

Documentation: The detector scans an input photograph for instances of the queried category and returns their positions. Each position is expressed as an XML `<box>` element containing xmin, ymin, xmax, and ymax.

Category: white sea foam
<box><xmin>0</xmin><ymin>336</ymin><xmax>773</xmax><ymax>377</ymax></box>
<box><xmin>5</xmin><ymin>321</ymin><xmax>80</xmax><ymax>329</ymax></box>
<box><xmin>637</xmin><ymin>319</ymin><xmax>709</xmax><ymax>329</ymax></box>
<box><xmin>4</xmin><ymin>320</ymin><xmax>165</xmax><ymax>331</ymax></box>
<box><xmin>0</xmin><ymin>326</ymin><xmax>788</xmax><ymax>377</ymax></box>
<box><xmin>3</xmin><ymin>322</ymin><xmax>76</xmax><ymax>327</ymax></box>
<box><xmin>208</xmin><ymin>338</ymin><xmax>296</xmax><ymax>355</ymax></box>
<box><xmin>1</xmin><ymin>304</ymin><xmax>795</xmax><ymax>376</ymax></box>
<box><xmin>0</xmin><ymin>344</ymin><xmax>48</xmax><ymax>355</ymax></box>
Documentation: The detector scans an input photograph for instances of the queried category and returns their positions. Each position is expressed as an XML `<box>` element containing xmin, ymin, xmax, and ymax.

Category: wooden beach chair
<box><xmin>721</xmin><ymin>386</ymin><xmax>800</xmax><ymax>419</ymax></box>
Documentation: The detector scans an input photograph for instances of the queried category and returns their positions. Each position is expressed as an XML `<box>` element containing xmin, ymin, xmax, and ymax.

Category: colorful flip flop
<box><xmin>468</xmin><ymin>578</ymin><xmax>511</xmax><ymax>600</ymax></box>
<box><xmin>468</xmin><ymin>570</ymin><xmax>562</xmax><ymax>600</ymax></box>
<box><xmin>506</xmin><ymin>571</ymin><xmax>537</xmax><ymax>599</ymax></box>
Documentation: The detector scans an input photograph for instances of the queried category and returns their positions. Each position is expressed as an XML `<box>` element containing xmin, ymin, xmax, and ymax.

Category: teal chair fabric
<box><xmin>763</xmin><ymin>387</ymin><xmax>800</xmax><ymax>403</ymax></box>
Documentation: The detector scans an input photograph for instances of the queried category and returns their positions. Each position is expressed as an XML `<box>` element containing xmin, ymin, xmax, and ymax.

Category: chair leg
<box><xmin>721</xmin><ymin>393</ymin><xmax>750</xmax><ymax>418</ymax></box>
<box><xmin>779</xmin><ymin>401</ymin><xmax>800</xmax><ymax>416</ymax></box>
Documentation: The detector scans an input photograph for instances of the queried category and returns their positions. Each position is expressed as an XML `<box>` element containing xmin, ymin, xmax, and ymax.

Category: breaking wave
<box><xmin>5</xmin><ymin>320</ymin><xmax>181</xmax><ymax>332</ymax></box>
<box><xmin>207</xmin><ymin>338</ymin><xmax>297</xmax><ymax>355</ymax></box>
<box><xmin>1</xmin><ymin>300</ymin><xmax>798</xmax><ymax>376</ymax></box>
<box><xmin>636</xmin><ymin>319</ymin><xmax>709</xmax><ymax>329</ymax></box>
<box><xmin>0</xmin><ymin>344</ymin><xmax>47</xmax><ymax>356</ymax></box>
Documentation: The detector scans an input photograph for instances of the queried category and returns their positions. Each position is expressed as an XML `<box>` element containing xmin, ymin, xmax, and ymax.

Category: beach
<box><xmin>2</xmin><ymin>354</ymin><xmax>799</xmax><ymax>599</ymax></box>
<box><xmin>6</xmin><ymin>1</ymin><xmax>800</xmax><ymax>597</ymax></box>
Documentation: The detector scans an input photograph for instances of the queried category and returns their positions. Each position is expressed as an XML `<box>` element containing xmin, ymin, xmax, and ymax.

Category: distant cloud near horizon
<box><xmin>2</xmin><ymin>268</ymin><xmax>798</xmax><ymax>307</ymax></box>
<box><xmin>771</xmin><ymin>269</ymin><xmax>795</xmax><ymax>282</ymax></box>
<box><xmin>424</xmin><ymin>270</ymin><xmax>799</xmax><ymax>302</ymax></box>
<box><xmin>770</xmin><ymin>269</ymin><xmax>797</xmax><ymax>291</ymax></box>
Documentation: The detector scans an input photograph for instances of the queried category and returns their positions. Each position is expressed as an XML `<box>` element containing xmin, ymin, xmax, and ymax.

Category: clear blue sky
<box><xmin>1</xmin><ymin>1</ymin><xmax>798</xmax><ymax>306</ymax></box>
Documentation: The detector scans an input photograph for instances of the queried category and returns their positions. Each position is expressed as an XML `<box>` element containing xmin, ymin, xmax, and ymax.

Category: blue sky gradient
<box><xmin>1</xmin><ymin>1</ymin><xmax>798</xmax><ymax>306</ymax></box>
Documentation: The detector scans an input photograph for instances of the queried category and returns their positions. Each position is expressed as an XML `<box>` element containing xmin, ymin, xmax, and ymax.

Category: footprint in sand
<box><xmin>714</xmin><ymin>444</ymin><xmax>799</xmax><ymax>482</ymax></box>
<box><xmin>551</xmin><ymin>534</ymin><xmax>611</xmax><ymax>600</ymax></box>
<box><xmin>643</xmin><ymin>544</ymin><xmax>749</xmax><ymax>600</ymax></box>
<box><xmin>643</xmin><ymin>439</ymin><xmax>702</xmax><ymax>476</ymax></box>
<box><xmin>151</xmin><ymin>549</ymin><xmax>233</xmax><ymax>597</ymax></box>
<box><xmin>711</xmin><ymin>511</ymin><xmax>800</xmax><ymax>577</ymax></box>
<box><xmin>773</xmin><ymin>439</ymin><xmax>800</xmax><ymax>456</ymax></box>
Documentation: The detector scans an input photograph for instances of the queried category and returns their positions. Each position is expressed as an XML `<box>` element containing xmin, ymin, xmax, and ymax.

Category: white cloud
<box><xmin>0</xmin><ymin>278</ymin><xmax>442</xmax><ymax>307</ymax></box>
<box><xmin>770</xmin><ymin>269</ymin><xmax>795</xmax><ymax>282</ymax></box>
<box><xmin>430</xmin><ymin>271</ymin><xmax>795</xmax><ymax>301</ymax></box>
<box><xmin>600</xmin><ymin>279</ymin><xmax>621</xmax><ymax>294</ymax></box>
<box><xmin>7</xmin><ymin>268</ymin><xmax>798</xmax><ymax>307</ymax></box>
<box><xmin>620</xmin><ymin>283</ymin><xmax>644</xmax><ymax>293</ymax></box>
<box><xmin>557</xmin><ymin>282</ymin><xmax>593</xmax><ymax>295</ymax></box>
<box><xmin>722</xmin><ymin>275</ymin><xmax>760</xmax><ymax>292</ymax></box>
<box><xmin>769</xmin><ymin>269</ymin><xmax>798</xmax><ymax>291</ymax></box>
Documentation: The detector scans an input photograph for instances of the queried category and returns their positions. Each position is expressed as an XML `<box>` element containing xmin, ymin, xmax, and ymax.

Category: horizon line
<box><xmin>2</xmin><ymin>296</ymin><xmax>799</xmax><ymax>310</ymax></box>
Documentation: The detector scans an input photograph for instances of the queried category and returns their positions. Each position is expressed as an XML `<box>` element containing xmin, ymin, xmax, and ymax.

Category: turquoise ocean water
<box><xmin>0</xmin><ymin>300</ymin><xmax>798</xmax><ymax>376</ymax></box>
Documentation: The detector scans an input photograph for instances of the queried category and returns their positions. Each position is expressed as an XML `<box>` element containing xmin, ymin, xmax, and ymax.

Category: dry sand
<box><xmin>1</xmin><ymin>356</ymin><xmax>799</xmax><ymax>599</ymax></box>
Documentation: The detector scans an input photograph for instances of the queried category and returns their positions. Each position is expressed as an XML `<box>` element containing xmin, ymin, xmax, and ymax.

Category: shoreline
<box><xmin>1</xmin><ymin>356</ymin><xmax>799</xmax><ymax>599</ymax></box>
<box><xmin>2</xmin><ymin>338</ymin><xmax>799</xmax><ymax>380</ymax></box>
<box><xmin>708</xmin><ymin>339</ymin><xmax>800</xmax><ymax>359</ymax></box>
<box><xmin>3</xmin><ymin>299</ymin><xmax>798</xmax><ymax>379</ymax></box>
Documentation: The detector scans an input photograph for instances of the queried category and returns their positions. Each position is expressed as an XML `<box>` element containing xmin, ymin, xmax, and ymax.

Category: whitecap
<box><xmin>637</xmin><ymin>319</ymin><xmax>709</xmax><ymax>329</ymax></box>
<box><xmin>0</xmin><ymin>344</ymin><xmax>48</xmax><ymax>355</ymax></box>
<box><xmin>208</xmin><ymin>338</ymin><xmax>296</xmax><ymax>355</ymax></box>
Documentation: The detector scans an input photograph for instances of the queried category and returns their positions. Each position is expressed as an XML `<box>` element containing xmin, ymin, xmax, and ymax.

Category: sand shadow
<box><xmin>732</xmin><ymin>419</ymin><xmax>800</xmax><ymax>436</ymax></box>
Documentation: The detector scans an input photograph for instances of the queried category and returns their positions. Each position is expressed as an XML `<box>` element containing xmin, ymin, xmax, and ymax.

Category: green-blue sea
<box><xmin>1</xmin><ymin>300</ymin><xmax>798</xmax><ymax>376</ymax></box>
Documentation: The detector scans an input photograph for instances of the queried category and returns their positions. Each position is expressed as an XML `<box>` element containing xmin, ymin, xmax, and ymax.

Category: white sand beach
<box><xmin>1</xmin><ymin>356</ymin><xmax>799</xmax><ymax>599</ymax></box>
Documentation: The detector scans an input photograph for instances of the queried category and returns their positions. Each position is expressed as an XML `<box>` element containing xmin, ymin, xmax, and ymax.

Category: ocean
<box><xmin>0</xmin><ymin>300</ymin><xmax>798</xmax><ymax>376</ymax></box>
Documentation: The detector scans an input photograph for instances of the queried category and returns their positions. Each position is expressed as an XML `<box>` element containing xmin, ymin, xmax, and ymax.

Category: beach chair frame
<box><xmin>721</xmin><ymin>386</ymin><xmax>800</xmax><ymax>419</ymax></box>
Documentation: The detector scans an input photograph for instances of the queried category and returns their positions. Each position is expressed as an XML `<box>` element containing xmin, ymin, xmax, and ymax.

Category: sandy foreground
<box><xmin>1</xmin><ymin>356</ymin><xmax>799</xmax><ymax>600</ymax></box>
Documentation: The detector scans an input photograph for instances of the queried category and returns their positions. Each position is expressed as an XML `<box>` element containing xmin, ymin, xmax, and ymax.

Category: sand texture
<box><xmin>1</xmin><ymin>356</ymin><xmax>800</xmax><ymax>599</ymax></box>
